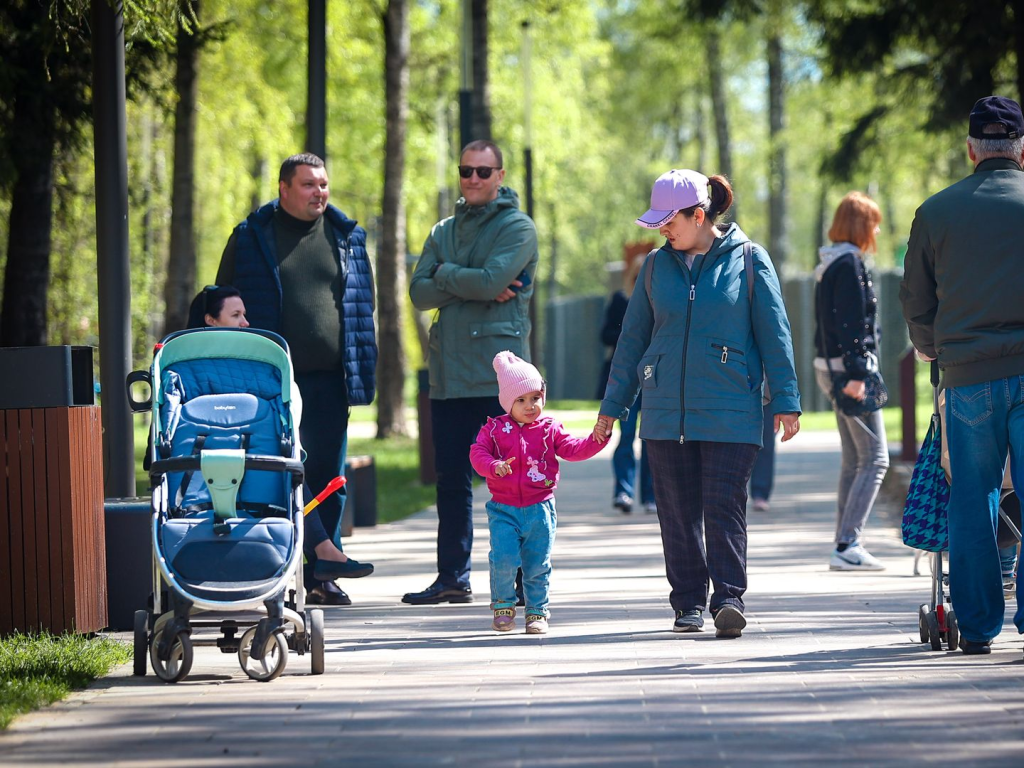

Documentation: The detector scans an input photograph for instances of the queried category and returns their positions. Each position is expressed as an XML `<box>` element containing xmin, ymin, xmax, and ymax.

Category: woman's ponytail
<box><xmin>706</xmin><ymin>175</ymin><xmax>734</xmax><ymax>222</ymax></box>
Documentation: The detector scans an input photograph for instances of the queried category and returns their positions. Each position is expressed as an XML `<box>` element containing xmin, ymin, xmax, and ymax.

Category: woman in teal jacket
<box><xmin>594</xmin><ymin>169</ymin><xmax>801</xmax><ymax>638</ymax></box>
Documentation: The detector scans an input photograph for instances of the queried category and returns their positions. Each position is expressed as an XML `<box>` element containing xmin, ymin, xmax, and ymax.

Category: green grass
<box><xmin>347</xmin><ymin>435</ymin><xmax>436</xmax><ymax>524</ymax></box>
<box><xmin>0</xmin><ymin>631</ymin><xmax>131</xmax><ymax>730</ymax></box>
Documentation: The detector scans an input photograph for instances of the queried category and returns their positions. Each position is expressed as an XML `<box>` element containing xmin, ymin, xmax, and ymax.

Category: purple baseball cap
<box><xmin>635</xmin><ymin>169</ymin><xmax>710</xmax><ymax>228</ymax></box>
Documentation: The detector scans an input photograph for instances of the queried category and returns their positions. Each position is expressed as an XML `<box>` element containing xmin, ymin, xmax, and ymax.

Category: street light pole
<box><xmin>459</xmin><ymin>0</ymin><xmax>474</xmax><ymax>150</ymax></box>
<box><xmin>307</xmin><ymin>0</ymin><xmax>327</xmax><ymax>160</ymax></box>
<box><xmin>522</xmin><ymin>20</ymin><xmax>537</xmax><ymax>361</ymax></box>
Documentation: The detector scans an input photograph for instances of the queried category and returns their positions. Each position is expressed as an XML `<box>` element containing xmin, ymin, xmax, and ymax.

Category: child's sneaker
<box><xmin>525</xmin><ymin>614</ymin><xmax>548</xmax><ymax>634</ymax></box>
<box><xmin>492</xmin><ymin>608</ymin><xmax>516</xmax><ymax>632</ymax></box>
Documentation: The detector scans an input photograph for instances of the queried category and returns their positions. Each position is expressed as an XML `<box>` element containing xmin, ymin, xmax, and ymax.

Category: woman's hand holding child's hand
<box><xmin>593</xmin><ymin>416</ymin><xmax>616</xmax><ymax>443</ymax></box>
<box><xmin>494</xmin><ymin>456</ymin><xmax>516</xmax><ymax>477</ymax></box>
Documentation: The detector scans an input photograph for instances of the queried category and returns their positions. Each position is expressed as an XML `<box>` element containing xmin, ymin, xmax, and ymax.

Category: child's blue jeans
<box><xmin>487</xmin><ymin>499</ymin><xmax>557</xmax><ymax>617</ymax></box>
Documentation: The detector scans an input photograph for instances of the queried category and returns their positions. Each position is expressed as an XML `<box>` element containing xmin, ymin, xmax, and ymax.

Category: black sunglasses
<box><xmin>458</xmin><ymin>165</ymin><xmax>501</xmax><ymax>179</ymax></box>
<box><xmin>202</xmin><ymin>284</ymin><xmax>220</xmax><ymax>313</ymax></box>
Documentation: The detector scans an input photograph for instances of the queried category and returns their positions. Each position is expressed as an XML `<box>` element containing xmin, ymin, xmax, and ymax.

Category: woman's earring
<box><xmin>696</xmin><ymin>220</ymin><xmax>703</xmax><ymax>228</ymax></box>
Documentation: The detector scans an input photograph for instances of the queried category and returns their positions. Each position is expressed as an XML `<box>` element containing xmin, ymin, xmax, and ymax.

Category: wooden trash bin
<box><xmin>0</xmin><ymin>346</ymin><xmax>107</xmax><ymax>635</ymax></box>
<box><xmin>346</xmin><ymin>454</ymin><xmax>377</xmax><ymax>528</ymax></box>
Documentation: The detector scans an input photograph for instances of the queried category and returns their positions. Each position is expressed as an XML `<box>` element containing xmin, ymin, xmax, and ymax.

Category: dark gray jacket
<box><xmin>900</xmin><ymin>158</ymin><xmax>1024</xmax><ymax>387</ymax></box>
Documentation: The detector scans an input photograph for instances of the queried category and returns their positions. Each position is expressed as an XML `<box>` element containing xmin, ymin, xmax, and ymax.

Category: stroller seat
<box><xmin>155</xmin><ymin>356</ymin><xmax>299</xmax><ymax>600</ymax></box>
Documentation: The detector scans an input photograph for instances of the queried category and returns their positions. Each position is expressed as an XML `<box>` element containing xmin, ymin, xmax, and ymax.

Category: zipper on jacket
<box><xmin>678</xmin><ymin>256</ymin><xmax>704</xmax><ymax>443</ymax></box>
<box><xmin>710</xmin><ymin>343</ymin><xmax>745</xmax><ymax>364</ymax></box>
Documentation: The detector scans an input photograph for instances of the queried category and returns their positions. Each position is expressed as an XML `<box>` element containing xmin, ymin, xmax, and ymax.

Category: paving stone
<box><xmin>2</xmin><ymin>432</ymin><xmax>1022</xmax><ymax>766</ymax></box>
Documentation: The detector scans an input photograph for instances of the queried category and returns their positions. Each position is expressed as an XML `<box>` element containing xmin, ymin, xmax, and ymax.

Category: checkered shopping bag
<box><xmin>902</xmin><ymin>413</ymin><xmax>950</xmax><ymax>552</ymax></box>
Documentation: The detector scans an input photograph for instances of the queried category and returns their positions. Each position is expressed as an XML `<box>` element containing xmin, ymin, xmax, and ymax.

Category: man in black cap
<box><xmin>900</xmin><ymin>95</ymin><xmax>1024</xmax><ymax>656</ymax></box>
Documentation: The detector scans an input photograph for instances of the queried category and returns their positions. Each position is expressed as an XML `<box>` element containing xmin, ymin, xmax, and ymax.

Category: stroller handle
<box><xmin>150</xmin><ymin>454</ymin><xmax>304</xmax><ymax>484</ymax></box>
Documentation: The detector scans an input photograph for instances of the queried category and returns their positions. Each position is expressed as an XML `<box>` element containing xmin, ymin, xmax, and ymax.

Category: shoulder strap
<box><xmin>743</xmin><ymin>241</ymin><xmax>753</xmax><ymax>304</ymax></box>
<box><xmin>643</xmin><ymin>248</ymin><xmax>659</xmax><ymax>304</ymax></box>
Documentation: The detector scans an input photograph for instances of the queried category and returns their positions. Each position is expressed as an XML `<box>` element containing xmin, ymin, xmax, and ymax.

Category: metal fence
<box><xmin>544</xmin><ymin>269</ymin><xmax>910</xmax><ymax>412</ymax></box>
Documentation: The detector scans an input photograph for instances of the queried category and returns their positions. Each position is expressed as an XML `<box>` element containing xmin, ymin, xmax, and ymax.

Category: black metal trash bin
<box><xmin>103</xmin><ymin>497</ymin><xmax>151</xmax><ymax>631</ymax></box>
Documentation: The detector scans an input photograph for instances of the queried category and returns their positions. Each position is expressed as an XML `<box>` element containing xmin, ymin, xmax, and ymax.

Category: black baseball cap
<box><xmin>969</xmin><ymin>96</ymin><xmax>1024</xmax><ymax>139</ymax></box>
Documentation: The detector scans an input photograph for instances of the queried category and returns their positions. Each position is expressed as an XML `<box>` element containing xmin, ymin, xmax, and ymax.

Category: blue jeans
<box><xmin>945</xmin><ymin>375</ymin><xmax>1024</xmax><ymax>642</ymax></box>
<box><xmin>487</xmin><ymin>499</ymin><xmax>557</xmax><ymax>617</ymax></box>
<box><xmin>612</xmin><ymin>395</ymin><xmax>653</xmax><ymax>503</ymax></box>
<box><xmin>749</xmin><ymin>406</ymin><xmax>776</xmax><ymax>501</ymax></box>
<box><xmin>432</xmin><ymin>396</ymin><xmax>504</xmax><ymax>587</ymax></box>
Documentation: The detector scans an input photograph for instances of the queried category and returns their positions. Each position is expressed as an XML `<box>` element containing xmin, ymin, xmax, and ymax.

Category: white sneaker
<box><xmin>829</xmin><ymin>543</ymin><xmax>885</xmax><ymax>571</ymax></box>
<box><xmin>643</xmin><ymin>501</ymin><xmax>657</xmax><ymax>514</ymax></box>
<box><xmin>613</xmin><ymin>493</ymin><xmax>633</xmax><ymax>514</ymax></box>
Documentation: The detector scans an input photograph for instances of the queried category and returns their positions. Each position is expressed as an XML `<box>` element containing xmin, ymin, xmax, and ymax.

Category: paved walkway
<box><xmin>3</xmin><ymin>433</ymin><xmax>1023</xmax><ymax>767</ymax></box>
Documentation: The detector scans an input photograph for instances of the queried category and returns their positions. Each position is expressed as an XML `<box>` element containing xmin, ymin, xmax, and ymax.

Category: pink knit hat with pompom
<box><xmin>493</xmin><ymin>351</ymin><xmax>545</xmax><ymax>414</ymax></box>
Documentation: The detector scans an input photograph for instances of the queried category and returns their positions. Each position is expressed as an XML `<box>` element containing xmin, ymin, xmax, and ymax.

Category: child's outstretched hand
<box><xmin>494</xmin><ymin>456</ymin><xmax>516</xmax><ymax>477</ymax></box>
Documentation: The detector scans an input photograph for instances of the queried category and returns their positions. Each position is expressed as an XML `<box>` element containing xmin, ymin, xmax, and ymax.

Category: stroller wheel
<box><xmin>238</xmin><ymin>626</ymin><xmax>288</xmax><ymax>682</ymax></box>
<box><xmin>133</xmin><ymin>610</ymin><xmax>149</xmax><ymax>677</ymax></box>
<box><xmin>946</xmin><ymin>608</ymin><xmax>959</xmax><ymax>651</ymax></box>
<box><xmin>918</xmin><ymin>604</ymin><xmax>930</xmax><ymax>643</ymax></box>
<box><xmin>149</xmin><ymin>627</ymin><xmax>193</xmax><ymax>683</ymax></box>
<box><xmin>309</xmin><ymin>609</ymin><xmax>325</xmax><ymax>676</ymax></box>
<box><xmin>926</xmin><ymin>611</ymin><xmax>942</xmax><ymax>651</ymax></box>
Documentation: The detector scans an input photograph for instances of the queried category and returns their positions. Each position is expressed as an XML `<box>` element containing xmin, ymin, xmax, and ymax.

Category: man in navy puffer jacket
<box><xmin>218</xmin><ymin>153</ymin><xmax>378</xmax><ymax>606</ymax></box>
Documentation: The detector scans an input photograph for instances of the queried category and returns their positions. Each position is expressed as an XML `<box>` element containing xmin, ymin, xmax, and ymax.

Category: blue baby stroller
<box><xmin>126</xmin><ymin>328</ymin><xmax>324</xmax><ymax>682</ymax></box>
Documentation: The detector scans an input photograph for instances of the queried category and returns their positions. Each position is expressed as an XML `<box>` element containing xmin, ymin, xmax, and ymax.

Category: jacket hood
<box><xmin>815</xmin><ymin>242</ymin><xmax>861</xmax><ymax>282</ymax></box>
<box><xmin>455</xmin><ymin>186</ymin><xmax>521</xmax><ymax>217</ymax></box>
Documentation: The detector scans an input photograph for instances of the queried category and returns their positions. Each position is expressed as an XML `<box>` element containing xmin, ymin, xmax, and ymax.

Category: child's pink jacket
<box><xmin>469</xmin><ymin>414</ymin><xmax>605</xmax><ymax>507</ymax></box>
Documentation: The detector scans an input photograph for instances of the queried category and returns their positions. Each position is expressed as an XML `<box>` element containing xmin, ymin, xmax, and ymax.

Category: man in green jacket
<box><xmin>900</xmin><ymin>95</ymin><xmax>1024</xmax><ymax>656</ymax></box>
<box><xmin>404</xmin><ymin>140</ymin><xmax>539</xmax><ymax>605</ymax></box>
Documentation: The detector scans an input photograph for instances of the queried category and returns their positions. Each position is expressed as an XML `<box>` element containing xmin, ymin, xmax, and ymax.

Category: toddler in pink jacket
<box><xmin>470</xmin><ymin>351</ymin><xmax>605</xmax><ymax>634</ymax></box>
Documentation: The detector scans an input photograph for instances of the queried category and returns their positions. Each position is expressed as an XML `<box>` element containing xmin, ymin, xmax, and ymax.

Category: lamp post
<box><xmin>307</xmin><ymin>0</ymin><xmax>327</xmax><ymax>159</ymax></box>
<box><xmin>459</xmin><ymin>0</ymin><xmax>474</xmax><ymax>149</ymax></box>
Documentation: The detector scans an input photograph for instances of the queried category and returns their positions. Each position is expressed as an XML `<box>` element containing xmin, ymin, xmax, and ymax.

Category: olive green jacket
<box><xmin>410</xmin><ymin>187</ymin><xmax>538</xmax><ymax>400</ymax></box>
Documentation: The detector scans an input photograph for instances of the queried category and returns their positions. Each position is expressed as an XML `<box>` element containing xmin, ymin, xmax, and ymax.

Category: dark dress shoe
<box><xmin>313</xmin><ymin>557</ymin><xmax>374</xmax><ymax>581</ymax></box>
<box><xmin>401</xmin><ymin>581</ymin><xmax>473</xmax><ymax>605</ymax></box>
<box><xmin>307</xmin><ymin>581</ymin><xmax>352</xmax><ymax>606</ymax></box>
<box><xmin>959</xmin><ymin>637</ymin><xmax>992</xmax><ymax>655</ymax></box>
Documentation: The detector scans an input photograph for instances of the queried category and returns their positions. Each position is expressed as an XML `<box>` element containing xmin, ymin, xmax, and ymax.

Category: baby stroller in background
<box><xmin>913</xmin><ymin>362</ymin><xmax>1022</xmax><ymax>651</ymax></box>
<box><xmin>126</xmin><ymin>328</ymin><xmax>324</xmax><ymax>682</ymax></box>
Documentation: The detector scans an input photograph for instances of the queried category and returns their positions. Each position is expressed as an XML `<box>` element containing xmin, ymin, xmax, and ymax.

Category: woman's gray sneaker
<box><xmin>672</xmin><ymin>610</ymin><xmax>704</xmax><ymax>632</ymax></box>
<box><xmin>713</xmin><ymin>605</ymin><xmax>746</xmax><ymax>638</ymax></box>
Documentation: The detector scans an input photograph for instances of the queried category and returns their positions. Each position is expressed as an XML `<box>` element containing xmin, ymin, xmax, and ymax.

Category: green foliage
<box><xmin>0</xmin><ymin>0</ymin><xmax>1006</xmax><ymax>359</ymax></box>
<box><xmin>0</xmin><ymin>631</ymin><xmax>131</xmax><ymax>730</ymax></box>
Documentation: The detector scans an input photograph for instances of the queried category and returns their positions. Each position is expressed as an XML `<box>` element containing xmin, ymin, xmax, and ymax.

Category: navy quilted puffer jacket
<box><xmin>229</xmin><ymin>201</ymin><xmax>377</xmax><ymax>406</ymax></box>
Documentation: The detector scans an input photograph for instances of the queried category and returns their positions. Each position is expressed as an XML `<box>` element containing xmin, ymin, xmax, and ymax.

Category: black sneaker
<box><xmin>713</xmin><ymin>605</ymin><xmax>746</xmax><ymax>638</ymax></box>
<box><xmin>672</xmin><ymin>610</ymin><xmax>704</xmax><ymax>633</ymax></box>
<box><xmin>958</xmin><ymin>637</ymin><xmax>992</xmax><ymax>655</ymax></box>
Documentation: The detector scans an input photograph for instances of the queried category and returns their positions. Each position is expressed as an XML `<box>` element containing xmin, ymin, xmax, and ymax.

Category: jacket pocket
<box><xmin>465</xmin><ymin>321</ymin><xmax>527</xmax><ymax>388</ymax></box>
<box><xmin>703</xmin><ymin>338</ymin><xmax>749</xmax><ymax>399</ymax></box>
<box><xmin>639</xmin><ymin>354</ymin><xmax>661</xmax><ymax>390</ymax></box>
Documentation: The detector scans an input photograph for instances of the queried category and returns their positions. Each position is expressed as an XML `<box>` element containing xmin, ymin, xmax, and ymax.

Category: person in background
<box><xmin>901</xmin><ymin>95</ymin><xmax>1024</xmax><ymax>655</ymax></box>
<box><xmin>595</xmin><ymin>168</ymin><xmax>801</xmax><ymax>639</ymax></box>
<box><xmin>216</xmin><ymin>153</ymin><xmax>378</xmax><ymax>607</ymax></box>
<box><xmin>749</xmin><ymin>408</ymin><xmax>776</xmax><ymax>513</ymax></box>
<box><xmin>185</xmin><ymin>284</ymin><xmax>373</xmax><ymax>602</ymax></box>
<box><xmin>814</xmin><ymin>192</ymin><xmax>889</xmax><ymax>572</ymax></box>
<box><xmin>599</xmin><ymin>254</ymin><xmax>655</xmax><ymax>515</ymax></box>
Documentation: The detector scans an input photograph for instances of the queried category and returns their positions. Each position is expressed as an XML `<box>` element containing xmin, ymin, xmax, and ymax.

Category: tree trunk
<box><xmin>470</xmin><ymin>0</ymin><xmax>492</xmax><ymax>141</ymax></box>
<box><xmin>1015</xmin><ymin>0</ymin><xmax>1024</xmax><ymax>103</ymax></box>
<box><xmin>164</xmin><ymin>0</ymin><xmax>200</xmax><ymax>334</ymax></box>
<box><xmin>706</xmin><ymin>26</ymin><xmax>735</xmax><ymax>222</ymax></box>
<box><xmin>0</xmin><ymin>54</ymin><xmax>56</xmax><ymax>346</ymax></box>
<box><xmin>376</xmin><ymin>0</ymin><xmax>411</xmax><ymax>438</ymax></box>
<box><xmin>767</xmin><ymin>31</ymin><xmax>787</xmax><ymax>267</ymax></box>
<box><xmin>695</xmin><ymin>89</ymin><xmax>708</xmax><ymax>171</ymax></box>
